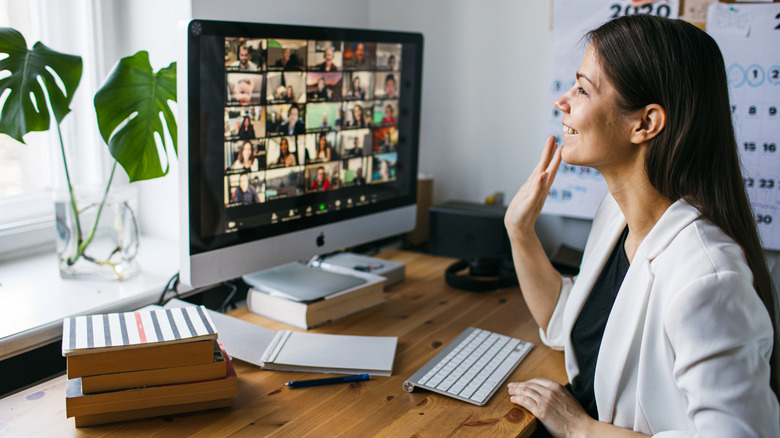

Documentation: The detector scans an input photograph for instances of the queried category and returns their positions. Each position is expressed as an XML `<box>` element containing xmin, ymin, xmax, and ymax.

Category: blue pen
<box><xmin>284</xmin><ymin>373</ymin><xmax>370</xmax><ymax>388</ymax></box>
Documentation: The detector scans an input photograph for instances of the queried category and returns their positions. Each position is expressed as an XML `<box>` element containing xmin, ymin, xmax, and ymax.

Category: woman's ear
<box><xmin>631</xmin><ymin>103</ymin><xmax>666</xmax><ymax>144</ymax></box>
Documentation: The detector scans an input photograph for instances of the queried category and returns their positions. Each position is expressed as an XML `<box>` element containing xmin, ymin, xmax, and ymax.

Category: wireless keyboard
<box><xmin>403</xmin><ymin>327</ymin><xmax>533</xmax><ymax>406</ymax></box>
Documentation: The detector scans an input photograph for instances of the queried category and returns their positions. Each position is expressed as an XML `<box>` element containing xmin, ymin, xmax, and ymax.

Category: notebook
<box><xmin>163</xmin><ymin>299</ymin><xmax>397</xmax><ymax>376</ymax></box>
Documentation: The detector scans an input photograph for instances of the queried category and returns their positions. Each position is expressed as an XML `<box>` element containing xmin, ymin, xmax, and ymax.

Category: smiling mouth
<box><xmin>562</xmin><ymin>124</ymin><xmax>578</xmax><ymax>135</ymax></box>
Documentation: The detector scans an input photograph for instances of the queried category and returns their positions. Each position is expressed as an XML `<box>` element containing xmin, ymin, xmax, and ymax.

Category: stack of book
<box><xmin>62</xmin><ymin>305</ymin><xmax>238</xmax><ymax>427</ymax></box>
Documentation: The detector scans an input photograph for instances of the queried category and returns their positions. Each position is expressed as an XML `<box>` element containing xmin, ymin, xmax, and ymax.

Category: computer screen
<box><xmin>179</xmin><ymin>20</ymin><xmax>424</xmax><ymax>288</ymax></box>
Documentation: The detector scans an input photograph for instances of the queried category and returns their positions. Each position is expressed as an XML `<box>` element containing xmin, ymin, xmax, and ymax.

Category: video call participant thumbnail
<box><xmin>307</xmin><ymin>165</ymin><xmax>333</xmax><ymax>192</ymax></box>
<box><xmin>341</xmin><ymin>157</ymin><xmax>368</xmax><ymax>186</ymax></box>
<box><xmin>227</xmin><ymin>171</ymin><xmax>264</xmax><ymax>206</ymax></box>
<box><xmin>305</xmin><ymin>133</ymin><xmax>338</xmax><ymax>163</ymax></box>
<box><xmin>343</xmin><ymin>102</ymin><xmax>372</xmax><ymax>128</ymax></box>
<box><xmin>266</xmin><ymin>72</ymin><xmax>306</xmax><ymax>104</ymax></box>
<box><xmin>375</xmin><ymin>43</ymin><xmax>401</xmax><ymax>71</ymax></box>
<box><xmin>305</xmin><ymin>102</ymin><xmax>341</xmax><ymax>132</ymax></box>
<box><xmin>371</xmin><ymin>153</ymin><xmax>397</xmax><ymax>182</ymax></box>
<box><xmin>269</xmin><ymin>40</ymin><xmax>306</xmax><ymax>71</ymax></box>
<box><xmin>226</xmin><ymin>38</ymin><xmax>265</xmax><ymax>71</ymax></box>
<box><xmin>309</xmin><ymin>43</ymin><xmax>342</xmax><ymax>72</ymax></box>
<box><xmin>227</xmin><ymin>140</ymin><xmax>261</xmax><ymax>172</ymax></box>
<box><xmin>344</xmin><ymin>42</ymin><xmax>375</xmax><ymax>70</ymax></box>
<box><xmin>280</xmin><ymin>104</ymin><xmax>306</xmax><ymax>136</ymax></box>
<box><xmin>227</xmin><ymin>73</ymin><xmax>264</xmax><ymax>106</ymax></box>
<box><xmin>340</xmin><ymin>129</ymin><xmax>371</xmax><ymax>158</ymax></box>
<box><xmin>344</xmin><ymin>72</ymin><xmax>374</xmax><ymax>101</ymax></box>
<box><xmin>373</xmin><ymin>101</ymin><xmax>398</xmax><ymax>126</ymax></box>
<box><xmin>373</xmin><ymin>127</ymin><xmax>398</xmax><ymax>153</ymax></box>
<box><xmin>226</xmin><ymin>109</ymin><xmax>265</xmax><ymax>140</ymax></box>
<box><xmin>268</xmin><ymin>136</ymin><xmax>301</xmax><ymax>168</ymax></box>
<box><xmin>265</xmin><ymin>167</ymin><xmax>305</xmax><ymax>200</ymax></box>
<box><xmin>266</xmin><ymin>104</ymin><xmax>305</xmax><ymax>136</ymax></box>
<box><xmin>307</xmin><ymin>72</ymin><xmax>342</xmax><ymax>102</ymax></box>
<box><xmin>374</xmin><ymin>72</ymin><xmax>399</xmax><ymax>100</ymax></box>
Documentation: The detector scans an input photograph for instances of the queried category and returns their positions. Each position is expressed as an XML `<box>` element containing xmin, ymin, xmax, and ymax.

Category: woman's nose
<box><xmin>554</xmin><ymin>93</ymin><xmax>570</xmax><ymax>113</ymax></box>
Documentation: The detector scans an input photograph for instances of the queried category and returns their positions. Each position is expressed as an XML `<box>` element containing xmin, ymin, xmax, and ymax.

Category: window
<box><xmin>0</xmin><ymin>0</ymin><xmax>109</xmax><ymax>260</ymax></box>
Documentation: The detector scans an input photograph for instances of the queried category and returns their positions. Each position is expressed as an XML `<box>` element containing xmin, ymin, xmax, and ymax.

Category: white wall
<box><xmin>191</xmin><ymin>0</ymin><xmax>371</xmax><ymax>27</ymax></box>
<box><xmin>366</xmin><ymin>0</ymin><xmax>591</xmax><ymax>253</ymax></box>
<box><xmin>369</xmin><ymin>0</ymin><xmax>549</xmax><ymax>205</ymax></box>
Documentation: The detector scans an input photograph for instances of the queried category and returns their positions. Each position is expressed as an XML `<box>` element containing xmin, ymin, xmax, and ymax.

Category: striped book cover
<box><xmin>62</xmin><ymin>306</ymin><xmax>218</xmax><ymax>357</ymax></box>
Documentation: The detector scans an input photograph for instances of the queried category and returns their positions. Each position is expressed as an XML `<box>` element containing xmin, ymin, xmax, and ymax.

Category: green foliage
<box><xmin>0</xmin><ymin>27</ymin><xmax>177</xmax><ymax>273</ymax></box>
<box><xmin>95</xmin><ymin>51</ymin><xmax>177</xmax><ymax>182</ymax></box>
<box><xmin>0</xmin><ymin>27</ymin><xmax>82</xmax><ymax>143</ymax></box>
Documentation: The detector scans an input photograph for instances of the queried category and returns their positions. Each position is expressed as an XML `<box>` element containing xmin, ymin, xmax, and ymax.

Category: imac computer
<box><xmin>178</xmin><ymin>19</ymin><xmax>424</xmax><ymax>289</ymax></box>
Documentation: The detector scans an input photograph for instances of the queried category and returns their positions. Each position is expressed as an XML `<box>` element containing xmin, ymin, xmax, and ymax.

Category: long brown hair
<box><xmin>588</xmin><ymin>14</ymin><xmax>778</xmax><ymax>396</ymax></box>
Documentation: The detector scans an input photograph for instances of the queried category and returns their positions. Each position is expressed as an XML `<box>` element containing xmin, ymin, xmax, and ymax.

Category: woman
<box><xmin>237</xmin><ymin>115</ymin><xmax>255</xmax><ymax>140</ymax></box>
<box><xmin>381</xmin><ymin>104</ymin><xmax>396</xmax><ymax>126</ymax></box>
<box><xmin>349</xmin><ymin>104</ymin><xmax>366</xmax><ymax>128</ymax></box>
<box><xmin>275</xmin><ymin>137</ymin><xmax>297</xmax><ymax>167</ymax></box>
<box><xmin>315</xmin><ymin>135</ymin><xmax>331</xmax><ymax>162</ymax></box>
<box><xmin>312</xmin><ymin>77</ymin><xmax>331</xmax><ymax>101</ymax></box>
<box><xmin>348</xmin><ymin>76</ymin><xmax>365</xmax><ymax>100</ymax></box>
<box><xmin>230</xmin><ymin>140</ymin><xmax>258</xmax><ymax>171</ymax></box>
<box><xmin>504</xmin><ymin>15</ymin><xmax>779</xmax><ymax>437</ymax></box>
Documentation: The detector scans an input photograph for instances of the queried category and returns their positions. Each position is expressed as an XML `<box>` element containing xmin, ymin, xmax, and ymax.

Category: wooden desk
<box><xmin>0</xmin><ymin>250</ymin><xmax>565</xmax><ymax>437</ymax></box>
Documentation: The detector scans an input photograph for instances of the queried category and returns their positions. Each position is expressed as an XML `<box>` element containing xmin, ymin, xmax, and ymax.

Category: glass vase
<box><xmin>54</xmin><ymin>185</ymin><xmax>141</xmax><ymax>280</ymax></box>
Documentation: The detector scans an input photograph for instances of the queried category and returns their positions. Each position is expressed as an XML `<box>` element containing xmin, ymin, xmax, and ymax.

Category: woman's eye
<box><xmin>577</xmin><ymin>87</ymin><xmax>588</xmax><ymax>96</ymax></box>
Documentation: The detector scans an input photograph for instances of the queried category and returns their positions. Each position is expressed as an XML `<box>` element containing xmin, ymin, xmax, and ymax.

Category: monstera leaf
<box><xmin>0</xmin><ymin>27</ymin><xmax>82</xmax><ymax>143</ymax></box>
<box><xmin>95</xmin><ymin>51</ymin><xmax>176</xmax><ymax>182</ymax></box>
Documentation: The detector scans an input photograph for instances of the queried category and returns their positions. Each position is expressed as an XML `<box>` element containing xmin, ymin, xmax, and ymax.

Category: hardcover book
<box><xmin>62</xmin><ymin>305</ymin><xmax>218</xmax><ymax>355</ymax></box>
<box><xmin>66</xmin><ymin>346</ymin><xmax>237</xmax><ymax>420</ymax></box>
<box><xmin>62</xmin><ymin>306</ymin><xmax>219</xmax><ymax>378</ymax></box>
<box><xmin>80</xmin><ymin>341</ymin><xmax>227</xmax><ymax>393</ymax></box>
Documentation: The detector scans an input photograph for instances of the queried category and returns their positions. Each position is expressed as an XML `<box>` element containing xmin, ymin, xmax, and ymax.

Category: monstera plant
<box><xmin>0</xmin><ymin>27</ymin><xmax>176</xmax><ymax>278</ymax></box>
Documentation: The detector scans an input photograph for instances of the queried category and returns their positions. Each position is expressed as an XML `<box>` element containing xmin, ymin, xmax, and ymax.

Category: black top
<box><xmin>570</xmin><ymin>226</ymin><xmax>630</xmax><ymax>419</ymax></box>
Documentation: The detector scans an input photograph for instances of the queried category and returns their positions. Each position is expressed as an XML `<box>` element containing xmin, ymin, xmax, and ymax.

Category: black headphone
<box><xmin>445</xmin><ymin>256</ymin><xmax>518</xmax><ymax>292</ymax></box>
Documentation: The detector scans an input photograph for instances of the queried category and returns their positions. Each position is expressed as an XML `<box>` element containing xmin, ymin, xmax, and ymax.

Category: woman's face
<box><xmin>280</xmin><ymin>139</ymin><xmax>289</xmax><ymax>154</ymax></box>
<box><xmin>242</xmin><ymin>117</ymin><xmax>250</xmax><ymax>128</ymax></box>
<box><xmin>353</xmin><ymin>105</ymin><xmax>362</xmax><ymax>120</ymax></box>
<box><xmin>242</xmin><ymin>142</ymin><xmax>252</xmax><ymax>160</ymax></box>
<box><xmin>318</xmin><ymin>78</ymin><xmax>325</xmax><ymax>91</ymax></box>
<box><xmin>319</xmin><ymin>136</ymin><xmax>326</xmax><ymax>149</ymax></box>
<box><xmin>554</xmin><ymin>45</ymin><xmax>635</xmax><ymax>172</ymax></box>
<box><xmin>353</xmin><ymin>77</ymin><xmax>360</xmax><ymax>88</ymax></box>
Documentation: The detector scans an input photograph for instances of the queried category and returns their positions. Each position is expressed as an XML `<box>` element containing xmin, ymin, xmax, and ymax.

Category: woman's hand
<box><xmin>504</xmin><ymin>136</ymin><xmax>562</xmax><ymax>239</ymax></box>
<box><xmin>508</xmin><ymin>378</ymin><xmax>591</xmax><ymax>438</ymax></box>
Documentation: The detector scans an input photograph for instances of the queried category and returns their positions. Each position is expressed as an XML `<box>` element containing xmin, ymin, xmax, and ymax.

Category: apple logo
<box><xmin>316</xmin><ymin>232</ymin><xmax>325</xmax><ymax>247</ymax></box>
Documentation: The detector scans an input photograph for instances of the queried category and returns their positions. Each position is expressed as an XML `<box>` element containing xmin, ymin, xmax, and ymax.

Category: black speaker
<box><xmin>429</xmin><ymin>201</ymin><xmax>509</xmax><ymax>260</ymax></box>
<box><xmin>429</xmin><ymin>201</ymin><xmax>516</xmax><ymax>292</ymax></box>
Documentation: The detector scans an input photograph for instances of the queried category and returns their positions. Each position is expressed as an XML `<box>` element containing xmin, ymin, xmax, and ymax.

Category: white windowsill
<box><xmin>0</xmin><ymin>235</ymin><xmax>182</xmax><ymax>361</ymax></box>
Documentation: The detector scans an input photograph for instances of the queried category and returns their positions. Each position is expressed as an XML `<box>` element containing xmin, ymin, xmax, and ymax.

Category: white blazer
<box><xmin>541</xmin><ymin>194</ymin><xmax>779</xmax><ymax>437</ymax></box>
